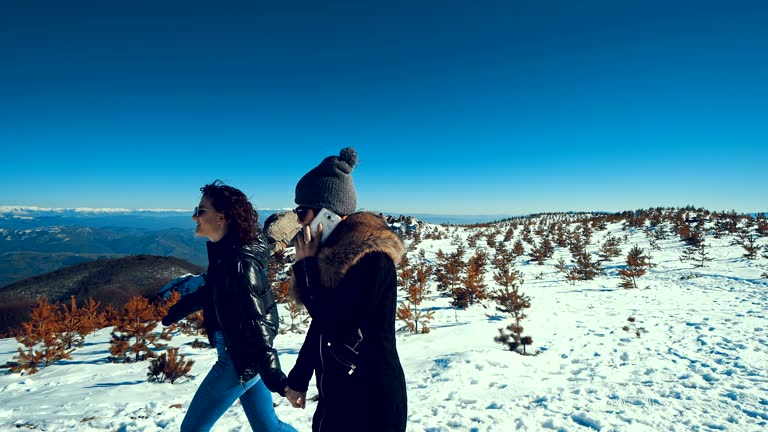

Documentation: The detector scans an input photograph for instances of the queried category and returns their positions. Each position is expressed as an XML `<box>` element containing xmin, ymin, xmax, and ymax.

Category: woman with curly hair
<box><xmin>162</xmin><ymin>181</ymin><xmax>298</xmax><ymax>432</ymax></box>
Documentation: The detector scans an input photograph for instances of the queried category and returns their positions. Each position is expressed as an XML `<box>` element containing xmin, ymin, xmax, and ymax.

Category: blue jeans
<box><xmin>181</xmin><ymin>332</ymin><xmax>298</xmax><ymax>432</ymax></box>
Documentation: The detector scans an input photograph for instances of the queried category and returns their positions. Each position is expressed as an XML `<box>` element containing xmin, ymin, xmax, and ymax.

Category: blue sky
<box><xmin>1</xmin><ymin>0</ymin><xmax>766</xmax><ymax>215</ymax></box>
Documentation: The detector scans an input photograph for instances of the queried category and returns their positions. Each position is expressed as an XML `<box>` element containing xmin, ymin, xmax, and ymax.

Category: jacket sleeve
<box><xmin>286</xmin><ymin>318</ymin><xmax>320</xmax><ymax>393</ymax></box>
<box><xmin>221</xmin><ymin>255</ymin><xmax>288</xmax><ymax>395</ymax></box>
<box><xmin>162</xmin><ymin>282</ymin><xmax>209</xmax><ymax>325</ymax></box>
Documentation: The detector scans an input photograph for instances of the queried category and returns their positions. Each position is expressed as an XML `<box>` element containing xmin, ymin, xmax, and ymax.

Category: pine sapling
<box><xmin>59</xmin><ymin>296</ymin><xmax>106</xmax><ymax>348</ymax></box>
<box><xmin>396</xmin><ymin>260</ymin><xmax>435</xmax><ymax>334</ymax></box>
<box><xmin>529</xmin><ymin>239</ymin><xmax>553</xmax><ymax>265</ymax></box>
<box><xmin>147</xmin><ymin>347</ymin><xmax>194</xmax><ymax>384</ymax></box>
<box><xmin>679</xmin><ymin>226</ymin><xmax>711</xmax><ymax>268</ymax></box>
<box><xmin>109</xmin><ymin>296</ymin><xmax>166</xmax><ymax>363</ymax></box>
<box><xmin>492</xmin><ymin>260</ymin><xmax>533</xmax><ymax>354</ymax></box>
<box><xmin>512</xmin><ymin>239</ymin><xmax>525</xmax><ymax>256</ymax></box>
<box><xmin>434</xmin><ymin>245</ymin><xmax>465</xmax><ymax>294</ymax></box>
<box><xmin>10</xmin><ymin>297</ymin><xmax>72</xmax><ymax>375</ymax></box>
<box><xmin>757</xmin><ymin>213</ymin><xmax>768</xmax><ymax>237</ymax></box>
<box><xmin>739</xmin><ymin>232</ymin><xmax>760</xmax><ymax>260</ymax></box>
<box><xmin>288</xmin><ymin>301</ymin><xmax>312</xmax><ymax>334</ymax></box>
<box><xmin>452</xmin><ymin>250</ymin><xmax>487</xmax><ymax>309</ymax></box>
<box><xmin>618</xmin><ymin>246</ymin><xmax>650</xmax><ymax>289</ymax></box>
<box><xmin>554</xmin><ymin>257</ymin><xmax>568</xmax><ymax>275</ymax></box>
<box><xmin>597</xmin><ymin>235</ymin><xmax>622</xmax><ymax>262</ymax></box>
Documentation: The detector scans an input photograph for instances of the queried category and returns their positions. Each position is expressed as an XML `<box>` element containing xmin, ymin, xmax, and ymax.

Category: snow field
<box><xmin>1</xmin><ymin>218</ymin><xmax>767</xmax><ymax>431</ymax></box>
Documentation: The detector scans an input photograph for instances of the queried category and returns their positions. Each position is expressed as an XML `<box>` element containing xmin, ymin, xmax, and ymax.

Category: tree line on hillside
<box><xmin>1</xmin><ymin>250</ymin><xmax>312</xmax><ymax>381</ymax></box>
<box><xmin>393</xmin><ymin>207</ymin><xmax>768</xmax><ymax>353</ymax></box>
<box><xmin>0</xmin><ymin>255</ymin><xmax>204</xmax><ymax>337</ymax></box>
<box><xmin>1</xmin><ymin>293</ymin><xmax>202</xmax><ymax>383</ymax></box>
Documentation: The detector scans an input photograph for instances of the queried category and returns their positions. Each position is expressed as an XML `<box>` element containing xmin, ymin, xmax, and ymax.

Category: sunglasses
<box><xmin>295</xmin><ymin>206</ymin><xmax>315</xmax><ymax>220</ymax></box>
<box><xmin>193</xmin><ymin>206</ymin><xmax>207</xmax><ymax>218</ymax></box>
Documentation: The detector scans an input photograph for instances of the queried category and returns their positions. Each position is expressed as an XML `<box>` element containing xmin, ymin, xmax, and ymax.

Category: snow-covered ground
<box><xmin>1</xmin><ymin>217</ymin><xmax>767</xmax><ymax>431</ymax></box>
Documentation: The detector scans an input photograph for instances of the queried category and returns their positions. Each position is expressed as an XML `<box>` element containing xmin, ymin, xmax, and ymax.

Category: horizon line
<box><xmin>1</xmin><ymin>205</ymin><xmax>765</xmax><ymax>218</ymax></box>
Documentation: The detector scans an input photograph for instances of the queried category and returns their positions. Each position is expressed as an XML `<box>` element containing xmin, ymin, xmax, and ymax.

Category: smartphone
<box><xmin>310</xmin><ymin>208</ymin><xmax>342</xmax><ymax>243</ymax></box>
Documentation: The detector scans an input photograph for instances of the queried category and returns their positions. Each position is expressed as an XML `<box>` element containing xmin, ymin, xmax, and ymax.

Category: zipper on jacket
<box><xmin>326</xmin><ymin>341</ymin><xmax>357</xmax><ymax>375</ymax></box>
<box><xmin>302</xmin><ymin>259</ymin><xmax>312</xmax><ymax>302</ymax></box>
<box><xmin>318</xmin><ymin>334</ymin><xmax>326</xmax><ymax>432</ymax></box>
<box><xmin>344</xmin><ymin>328</ymin><xmax>364</xmax><ymax>354</ymax></box>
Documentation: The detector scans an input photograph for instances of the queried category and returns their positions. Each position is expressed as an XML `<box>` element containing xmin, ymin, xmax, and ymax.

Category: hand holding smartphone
<box><xmin>309</xmin><ymin>208</ymin><xmax>342</xmax><ymax>243</ymax></box>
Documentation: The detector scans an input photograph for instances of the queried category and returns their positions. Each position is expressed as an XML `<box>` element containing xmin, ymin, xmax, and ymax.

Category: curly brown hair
<box><xmin>201</xmin><ymin>180</ymin><xmax>260</xmax><ymax>245</ymax></box>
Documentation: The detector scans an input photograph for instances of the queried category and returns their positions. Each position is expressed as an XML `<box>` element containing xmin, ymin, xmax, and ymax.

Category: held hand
<box><xmin>284</xmin><ymin>386</ymin><xmax>306</xmax><ymax>409</ymax></box>
<box><xmin>294</xmin><ymin>223</ymin><xmax>322</xmax><ymax>261</ymax></box>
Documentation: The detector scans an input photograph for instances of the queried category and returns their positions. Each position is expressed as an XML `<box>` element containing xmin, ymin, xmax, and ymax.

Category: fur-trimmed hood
<box><xmin>291</xmin><ymin>212</ymin><xmax>404</xmax><ymax>299</ymax></box>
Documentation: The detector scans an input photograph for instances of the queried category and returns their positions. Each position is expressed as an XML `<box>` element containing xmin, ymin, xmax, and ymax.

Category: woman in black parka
<box><xmin>284</xmin><ymin>148</ymin><xmax>408</xmax><ymax>432</ymax></box>
<box><xmin>161</xmin><ymin>181</ymin><xmax>297</xmax><ymax>432</ymax></box>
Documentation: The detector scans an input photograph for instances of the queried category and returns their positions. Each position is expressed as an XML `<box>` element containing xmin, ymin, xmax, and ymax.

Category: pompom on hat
<box><xmin>294</xmin><ymin>147</ymin><xmax>359</xmax><ymax>216</ymax></box>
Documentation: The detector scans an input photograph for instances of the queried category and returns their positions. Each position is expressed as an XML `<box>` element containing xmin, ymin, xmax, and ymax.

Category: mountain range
<box><xmin>0</xmin><ymin>207</ymin><xmax>255</xmax><ymax>287</ymax></box>
<box><xmin>0</xmin><ymin>254</ymin><xmax>204</xmax><ymax>335</ymax></box>
<box><xmin>0</xmin><ymin>206</ymin><xmax>514</xmax><ymax>287</ymax></box>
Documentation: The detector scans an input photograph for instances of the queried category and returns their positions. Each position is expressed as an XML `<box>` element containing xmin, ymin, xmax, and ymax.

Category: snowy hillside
<box><xmin>1</xmin><ymin>210</ymin><xmax>767</xmax><ymax>431</ymax></box>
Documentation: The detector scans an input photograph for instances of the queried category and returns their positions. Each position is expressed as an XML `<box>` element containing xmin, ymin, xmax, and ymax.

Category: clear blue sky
<box><xmin>1</xmin><ymin>0</ymin><xmax>766</xmax><ymax>215</ymax></box>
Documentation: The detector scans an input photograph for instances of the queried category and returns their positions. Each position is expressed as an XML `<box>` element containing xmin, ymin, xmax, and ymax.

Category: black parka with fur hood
<box><xmin>288</xmin><ymin>212</ymin><xmax>408</xmax><ymax>432</ymax></box>
<box><xmin>163</xmin><ymin>230</ymin><xmax>288</xmax><ymax>395</ymax></box>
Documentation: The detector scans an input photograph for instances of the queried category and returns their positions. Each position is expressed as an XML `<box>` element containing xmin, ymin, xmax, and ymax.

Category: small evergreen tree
<box><xmin>10</xmin><ymin>297</ymin><xmax>72</xmax><ymax>375</ymax></box>
<box><xmin>738</xmin><ymin>232</ymin><xmax>761</xmax><ymax>260</ymax></box>
<box><xmin>492</xmin><ymin>260</ymin><xmax>532</xmax><ymax>354</ymax></box>
<box><xmin>756</xmin><ymin>213</ymin><xmax>768</xmax><ymax>237</ymax></box>
<box><xmin>618</xmin><ymin>246</ymin><xmax>650</xmax><ymax>289</ymax></box>
<box><xmin>177</xmin><ymin>310</ymin><xmax>207</xmax><ymax>337</ymax></box>
<box><xmin>434</xmin><ymin>246</ymin><xmax>465</xmax><ymax>295</ymax></box>
<box><xmin>58</xmin><ymin>296</ymin><xmax>106</xmax><ymax>349</ymax></box>
<box><xmin>529</xmin><ymin>238</ymin><xmax>554</xmax><ymax>265</ymax></box>
<box><xmin>554</xmin><ymin>257</ymin><xmax>568</xmax><ymax>274</ymax></box>
<box><xmin>597</xmin><ymin>235</ymin><xmax>622</xmax><ymax>262</ymax></box>
<box><xmin>512</xmin><ymin>239</ymin><xmax>525</xmax><ymax>257</ymax></box>
<box><xmin>103</xmin><ymin>304</ymin><xmax>120</xmax><ymax>326</ymax></box>
<box><xmin>679</xmin><ymin>225</ymin><xmax>711</xmax><ymax>268</ymax></box>
<box><xmin>529</xmin><ymin>240</ymin><xmax>547</xmax><ymax>265</ymax></box>
<box><xmin>109</xmin><ymin>296</ymin><xmax>167</xmax><ymax>363</ymax></box>
<box><xmin>451</xmin><ymin>250</ymin><xmax>487</xmax><ymax>308</ymax></box>
<box><xmin>485</xmin><ymin>232</ymin><xmax>497</xmax><ymax>249</ymax></box>
<box><xmin>397</xmin><ymin>254</ymin><xmax>414</xmax><ymax>290</ymax></box>
<box><xmin>147</xmin><ymin>348</ymin><xmax>194</xmax><ymax>384</ymax></box>
<box><xmin>762</xmin><ymin>245</ymin><xmax>768</xmax><ymax>279</ymax></box>
<box><xmin>493</xmin><ymin>258</ymin><xmax>524</xmax><ymax>291</ymax></box>
<box><xmin>520</xmin><ymin>224</ymin><xmax>533</xmax><ymax>245</ymax></box>
<box><xmin>396</xmin><ymin>260</ymin><xmax>435</xmax><ymax>334</ymax></box>
<box><xmin>566</xmin><ymin>232</ymin><xmax>602</xmax><ymax>282</ymax></box>
<box><xmin>503</xmin><ymin>227</ymin><xmax>515</xmax><ymax>243</ymax></box>
<box><xmin>554</xmin><ymin>224</ymin><xmax>569</xmax><ymax>247</ymax></box>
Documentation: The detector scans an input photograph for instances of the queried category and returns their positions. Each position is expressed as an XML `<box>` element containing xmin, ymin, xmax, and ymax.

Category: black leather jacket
<box><xmin>163</xmin><ymin>230</ymin><xmax>287</xmax><ymax>395</ymax></box>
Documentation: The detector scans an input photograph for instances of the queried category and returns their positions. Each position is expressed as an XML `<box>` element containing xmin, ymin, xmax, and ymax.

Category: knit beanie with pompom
<box><xmin>294</xmin><ymin>147</ymin><xmax>358</xmax><ymax>216</ymax></box>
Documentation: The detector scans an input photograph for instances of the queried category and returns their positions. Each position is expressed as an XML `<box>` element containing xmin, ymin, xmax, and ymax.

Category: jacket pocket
<box><xmin>327</xmin><ymin>329</ymin><xmax>363</xmax><ymax>373</ymax></box>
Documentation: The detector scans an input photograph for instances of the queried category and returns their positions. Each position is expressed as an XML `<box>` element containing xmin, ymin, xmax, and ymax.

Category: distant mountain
<box><xmin>0</xmin><ymin>251</ymin><xmax>125</xmax><ymax>287</ymax></box>
<box><xmin>0</xmin><ymin>206</ymin><xmax>284</xmax><ymax>229</ymax></box>
<box><xmin>398</xmin><ymin>213</ymin><xmax>520</xmax><ymax>225</ymax></box>
<box><xmin>0</xmin><ymin>225</ymin><xmax>208</xmax><ymax>286</ymax></box>
<box><xmin>0</xmin><ymin>254</ymin><xmax>204</xmax><ymax>335</ymax></box>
